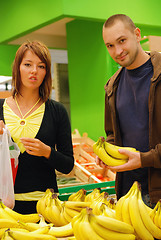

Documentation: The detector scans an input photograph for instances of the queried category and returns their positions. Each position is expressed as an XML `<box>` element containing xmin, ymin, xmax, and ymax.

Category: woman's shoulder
<box><xmin>46</xmin><ymin>99</ymin><xmax>66</xmax><ymax>110</ymax></box>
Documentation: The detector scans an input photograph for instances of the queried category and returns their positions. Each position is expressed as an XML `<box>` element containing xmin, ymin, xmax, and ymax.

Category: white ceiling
<box><xmin>8</xmin><ymin>17</ymin><xmax>74</xmax><ymax>49</ymax></box>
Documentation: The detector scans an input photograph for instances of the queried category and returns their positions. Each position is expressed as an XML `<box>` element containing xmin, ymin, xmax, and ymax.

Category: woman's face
<box><xmin>19</xmin><ymin>50</ymin><xmax>46</xmax><ymax>92</ymax></box>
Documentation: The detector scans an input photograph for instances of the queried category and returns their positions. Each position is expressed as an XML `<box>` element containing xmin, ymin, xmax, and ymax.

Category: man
<box><xmin>96</xmin><ymin>14</ymin><xmax>161</xmax><ymax>207</ymax></box>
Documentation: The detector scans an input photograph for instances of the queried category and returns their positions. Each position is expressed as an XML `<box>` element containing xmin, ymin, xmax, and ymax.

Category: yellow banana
<box><xmin>36</xmin><ymin>188</ymin><xmax>54</xmax><ymax>215</ymax></box>
<box><xmin>7</xmin><ymin>229</ymin><xmax>57</xmax><ymax>240</ymax></box>
<box><xmin>0</xmin><ymin>228</ymin><xmax>29</xmax><ymax>239</ymax></box>
<box><xmin>68</xmin><ymin>189</ymin><xmax>86</xmax><ymax>202</ymax></box>
<box><xmin>18</xmin><ymin>221</ymin><xmax>41</xmax><ymax>231</ymax></box>
<box><xmin>158</xmin><ymin>201</ymin><xmax>161</xmax><ymax>228</ymax></box>
<box><xmin>89</xmin><ymin>214</ymin><xmax>136</xmax><ymax>240</ymax></box>
<box><xmin>1</xmin><ymin>201</ymin><xmax>40</xmax><ymax>223</ymax></box>
<box><xmin>30</xmin><ymin>225</ymin><xmax>51</xmax><ymax>234</ymax></box>
<box><xmin>138</xmin><ymin>189</ymin><xmax>161</xmax><ymax>239</ymax></box>
<box><xmin>48</xmin><ymin>222</ymin><xmax>73</xmax><ymax>238</ymax></box>
<box><xmin>98</xmin><ymin>142</ymin><xmax>127</xmax><ymax>166</ymax></box>
<box><xmin>59</xmin><ymin>205</ymin><xmax>69</xmax><ymax>226</ymax></box>
<box><xmin>92</xmin><ymin>138</ymin><xmax>102</xmax><ymax>156</ymax></box>
<box><xmin>0</xmin><ymin>219</ymin><xmax>20</xmax><ymax>228</ymax></box>
<box><xmin>1</xmin><ymin>231</ymin><xmax>14</xmax><ymax>240</ymax></box>
<box><xmin>106</xmin><ymin>198</ymin><xmax>116</xmax><ymax>210</ymax></box>
<box><xmin>44</xmin><ymin>194</ymin><xmax>62</xmax><ymax>226</ymax></box>
<box><xmin>90</xmin><ymin>192</ymin><xmax>109</xmax><ymax>215</ymax></box>
<box><xmin>71</xmin><ymin>211</ymin><xmax>84</xmax><ymax>240</ymax></box>
<box><xmin>94</xmin><ymin>214</ymin><xmax>134</xmax><ymax>234</ymax></box>
<box><xmin>101</xmin><ymin>203</ymin><xmax>116</xmax><ymax>218</ymax></box>
<box><xmin>121</xmin><ymin>194</ymin><xmax>132</xmax><ymax>225</ymax></box>
<box><xmin>64</xmin><ymin>201</ymin><xmax>90</xmax><ymax>210</ymax></box>
<box><xmin>84</xmin><ymin>188</ymin><xmax>101</xmax><ymax>202</ymax></box>
<box><xmin>128</xmin><ymin>184</ymin><xmax>153</xmax><ymax>240</ymax></box>
<box><xmin>64</xmin><ymin>206</ymin><xmax>80</xmax><ymax>218</ymax></box>
<box><xmin>104</xmin><ymin>141</ymin><xmax>136</xmax><ymax>160</ymax></box>
<box><xmin>0</xmin><ymin>205</ymin><xmax>16</xmax><ymax>222</ymax></box>
<box><xmin>78</xmin><ymin>208</ymin><xmax>104</xmax><ymax>240</ymax></box>
<box><xmin>63</xmin><ymin>207</ymin><xmax>72</xmax><ymax>223</ymax></box>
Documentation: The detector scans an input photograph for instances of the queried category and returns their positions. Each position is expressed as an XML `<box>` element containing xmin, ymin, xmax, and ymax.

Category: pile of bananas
<box><xmin>72</xmin><ymin>207</ymin><xmax>135</xmax><ymax>240</ymax></box>
<box><xmin>93</xmin><ymin>137</ymin><xmax>137</xmax><ymax>166</ymax></box>
<box><xmin>116</xmin><ymin>181</ymin><xmax>161</xmax><ymax>240</ymax></box>
<box><xmin>0</xmin><ymin>200</ymin><xmax>57</xmax><ymax>239</ymax></box>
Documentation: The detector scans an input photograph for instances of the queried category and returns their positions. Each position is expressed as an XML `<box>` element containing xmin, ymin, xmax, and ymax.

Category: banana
<box><xmin>98</xmin><ymin>141</ymin><xmax>127</xmax><ymax>166</ymax></box>
<box><xmin>18</xmin><ymin>221</ymin><xmax>41</xmax><ymax>231</ymax></box>
<box><xmin>92</xmin><ymin>138</ymin><xmax>102</xmax><ymax>156</ymax></box>
<box><xmin>65</xmin><ymin>206</ymin><xmax>80</xmax><ymax>218</ymax></box>
<box><xmin>101</xmin><ymin>203</ymin><xmax>116</xmax><ymax>218</ymax></box>
<box><xmin>44</xmin><ymin>194</ymin><xmax>62</xmax><ymax>226</ymax></box>
<box><xmin>1</xmin><ymin>231</ymin><xmax>14</xmax><ymax>240</ymax></box>
<box><xmin>71</xmin><ymin>211</ymin><xmax>84</xmax><ymax>240</ymax></box>
<box><xmin>106</xmin><ymin>197</ymin><xmax>116</xmax><ymax>210</ymax></box>
<box><xmin>157</xmin><ymin>200</ymin><xmax>161</xmax><ymax>229</ymax></box>
<box><xmin>0</xmin><ymin>228</ymin><xmax>29</xmax><ymax>239</ymax></box>
<box><xmin>137</xmin><ymin>189</ymin><xmax>161</xmax><ymax>239</ymax></box>
<box><xmin>94</xmin><ymin>214</ymin><xmax>134</xmax><ymax>234</ymax></box>
<box><xmin>89</xmin><ymin>214</ymin><xmax>136</xmax><ymax>240</ymax></box>
<box><xmin>68</xmin><ymin>189</ymin><xmax>86</xmax><ymax>202</ymax></box>
<box><xmin>84</xmin><ymin>188</ymin><xmax>101</xmax><ymax>202</ymax></box>
<box><xmin>63</xmin><ymin>207</ymin><xmax>72</xmax><ymax>223</ymax></box>
<box><xmin>128</xmin><ymin>184</ymin><xmax>153</xmax><ymax>240</ymax></box>
<box><xmin>7</xmin><ymin>229</ymin><xmax>57</xmax><ymax>240</ymax></box>
<box><xmin>0</xmin><ymin>219</ymin><xmax>20</xmax><ymax>228</ymax></box>
<box><xmin>78</xmin><ymin>208</ymin><xmax>104</xmax><ymax>240</ymax></box>
<box><xmin>59</xmin><ymin>205</ymin><xmax>69</xmax><ymax>226</ymax></box>
<box><xmin>115</xmin><ymin>181</ymin><xmax>137</xmax><ymax>221</ymax></box>
<box><xmin>121</xmin><ymin>195</ymin><xmax>132</xmax><ymax>225</ymax></box>
<box><xmin>1</xmin><ymin>201</ymin><xmax>40</xmax><ymax>223</ymax></box>
<box><xmin>90</xmin><ymin>192</ymin><xmax>109</xmax><ymax>215</ymax></box>
<box><xmin>48</xmin><ymin>222</ymin><xmax>74</xmax><ymax>238</ymax></box>
<box><xmin>104</xmin><ymin>141</ymin><xmax>136</xmax><ymax>160</ymax></box>
<box><xmin>0</xmin><ymin>205</ymin><xmax>16</xmax><ymax>222</ymax></box>
<box><xmin>30</xmin><ymin>225</ymin><xmax>51</xmax><ymax>234</ymax></box>
<box><xmin>64</xmin><ymin>201</ymin><xmax>90</xmax><ymax>210</ymax></box>
<box><xmin>36</xmin><ymin>188</ymin><xmax>54</xmax><ymax>215</ymax></box>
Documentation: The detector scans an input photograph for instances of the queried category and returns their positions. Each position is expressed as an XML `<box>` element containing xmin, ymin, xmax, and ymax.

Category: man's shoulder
<box><xmin>104</xmin><ymin>67</ymin><xmax>123</xmax><ymax>93</ymax></box>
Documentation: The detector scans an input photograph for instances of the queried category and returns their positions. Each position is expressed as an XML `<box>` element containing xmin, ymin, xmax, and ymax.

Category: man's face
<box><xmin>103</xmin><ymin>21</ymin><xmax>140</xmax><ymax>69</ymax></box>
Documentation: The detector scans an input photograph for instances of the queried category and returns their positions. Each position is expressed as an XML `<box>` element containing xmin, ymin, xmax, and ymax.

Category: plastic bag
<box><xmin>8</xmin><ymin>132</ymin><xmax>20</xmax><ymax>184</ymax></box>
<box><xmin>0</xmin><ymin>126</ymin><xmax>20</xmax><ymax>209</ymax></box>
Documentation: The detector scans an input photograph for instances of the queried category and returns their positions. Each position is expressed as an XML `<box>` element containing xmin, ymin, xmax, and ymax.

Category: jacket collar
<box><xmin>104</xmin><ymin>51</ymin><xmax>161</xmax><ymax>96</ymax></box>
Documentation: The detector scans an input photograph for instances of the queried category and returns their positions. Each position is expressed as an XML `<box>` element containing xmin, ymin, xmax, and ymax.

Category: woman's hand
<box><xmin>0</xmin><ymin>120</ymin><xmax>5</xmax><ymax>134</ymax></box>
<box><xmin>20</xmin><ymin>137</ymin><xmax>51</xmax><ymax>159</ymax></box>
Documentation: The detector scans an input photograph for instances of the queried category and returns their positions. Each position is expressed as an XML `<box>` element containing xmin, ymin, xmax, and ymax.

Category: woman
<box><xmin>0</xmin><ymin>40</ymin><xmax>74</xmax><ymax>213</ymax></box>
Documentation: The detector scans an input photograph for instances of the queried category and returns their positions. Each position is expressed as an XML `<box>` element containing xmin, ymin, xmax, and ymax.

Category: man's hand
<box><xmin>20</xmin><ymin>137</ymin><xmax>51</xmax><ymax>159</ymax></box>
<box><xmin>95</xmin><ymin>148</ymin><xmax>141</xmax><ymax>172</ymax></box>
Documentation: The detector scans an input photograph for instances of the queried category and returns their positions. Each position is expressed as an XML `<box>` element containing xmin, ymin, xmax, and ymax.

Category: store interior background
<box><xmin>0</xmin><ymin>0</ymin><xmax>161</xmax><ymax>141</ymax></box>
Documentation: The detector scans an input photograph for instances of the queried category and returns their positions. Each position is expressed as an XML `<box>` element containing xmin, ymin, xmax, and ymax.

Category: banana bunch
<box><xmin>99</xmin><ymin>203</ymin><xmax>116</xmax><ymax>218</ymax></box>
<box><xmin>36</xmin><ymin>188</ymin><xmax>56</xmax><ymax>216</ymax></box>
<box><xmin>2</xmin><ymin>227</ymin><xmax>57</xmax><ymax>240</ymax></box>
<box><xmin>59</xmin><ymin>200</ymin><xmax>91</xmax><ymax>225</ymax></box>
<box><xmin>149</xmin><ymin>199</ymin><xmax>161</xmax><ymax>229</ymax></box>
<box><xmin>84</xmin><ymin>188</ymin><xmax>101</xmax><ymax>202</ymax></box>
<box><xmin>72</xmin><ymin>207</ymin><xmax>135</xmax><ymax>240</ymax></box>
<box><xmin>93</xmin><ymin>137</ymin><xmax>137</xmax><ymax>166</ymax></box>
<box><xmin>90</xmin><ymin>192</ymin><xmax>109</xmax><ymax>215</ymax></box>
<box><xmin>68</xmin><ymin>188</ymin><xmax>86</xmax><ymax>202</ymax></box>
<box><xmin>116</xmin><ymin>181</ymin><xmax>161</xmax><ymax>240</ymax></box>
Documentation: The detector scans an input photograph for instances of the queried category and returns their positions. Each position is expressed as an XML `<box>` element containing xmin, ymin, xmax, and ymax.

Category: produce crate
<box><xmin>58</xmin><ymin>181</ymin><xmax>116</xmax><ymax>201</ymax></box>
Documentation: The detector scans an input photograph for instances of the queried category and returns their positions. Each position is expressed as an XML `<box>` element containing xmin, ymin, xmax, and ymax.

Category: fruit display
<box><xmin>93</xmin><ymin>137</ymin><xmax>137</xmax><ymax>166</ymax></box>
<box><xmin>0</xmin><ymin>183</ymin><xmax>161</xmax><ymax>239</ymax></box>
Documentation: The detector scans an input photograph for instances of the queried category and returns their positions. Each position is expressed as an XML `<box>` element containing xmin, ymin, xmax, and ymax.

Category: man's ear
<box><xmin>134</xmin><ymin>28</ymin><xmax>141</xmax><ymax>42</ymax></box>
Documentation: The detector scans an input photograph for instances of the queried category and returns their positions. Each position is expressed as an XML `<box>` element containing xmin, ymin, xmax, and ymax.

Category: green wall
<box><xmin>66</xmin><ymin>20</ymin><xmax>115</xmax><ymax>140</ymax></box>
<box><xmin>0</xmin><ymin>44</ymin><xmax>19</xmax><ymax>76</ymax></box>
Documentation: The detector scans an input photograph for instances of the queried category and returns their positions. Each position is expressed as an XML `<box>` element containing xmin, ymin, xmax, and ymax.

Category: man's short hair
<box><xmin>103</xmin><ymin>14</ymin><xmax>136</xmax><ymax>32</ymax></box>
